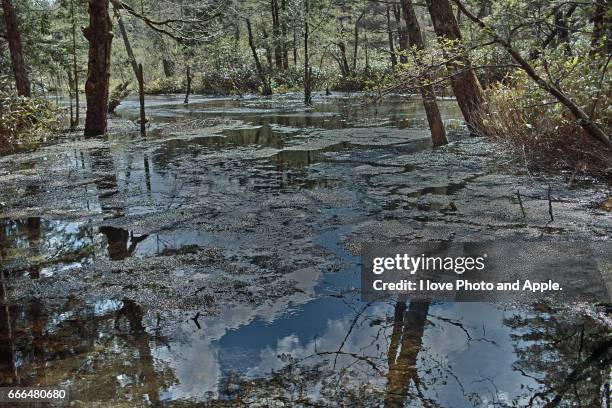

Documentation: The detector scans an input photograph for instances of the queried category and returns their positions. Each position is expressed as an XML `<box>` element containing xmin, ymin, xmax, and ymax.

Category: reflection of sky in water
<box><xmin>152</xmin><ymin>223</ymin><xmax>537</xmax><ymax>404</ymax></box>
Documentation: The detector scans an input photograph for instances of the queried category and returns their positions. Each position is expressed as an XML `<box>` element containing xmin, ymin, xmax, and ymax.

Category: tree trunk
<box><xmin>83</xmin><ymin>0</ymin><xmax>113</xmax><ymax>137</ymax></box>
<box><xmin>293</xmin><ymin>29</ymin><xmax>298</xmax><ymax>65</ymax></box>
<box><xmin>386</xmin><ymin>5</ymin><xmax>397</xmax><ymax>68</ymax></box>
<box><xmin>454</xmin><ymin>0</ymin><xmax>610</xmax><ymax>148</ymax></box>
<box><xmin>162</xmin><ymin>59</ymin><xmax>175</xmax><ymax>77</ymax></box>
<box><xmin>394</xmin><ymin>4</ymin><xmax>408</xmax><ymax>64</ymax></box>
<box><xmin>2</xmin><ymin>0</ymin><xmax>30</xmax><ymax>96</ymax></box>
<box><xmin>183</xmin><ymin>66</ymin><xmax>191</xmax><ymax>104</ymax></box>
<box><xmin>138</xmin><ymin>64</ymin><xmax>146</xmax><ymax>134</ymax></box>
<box><xmin>114</xmin><ymin>7</ymin><xmax>145</xmax><ymax>133</ymax></box>
<box><xmin>352</xmin><ymin>11</ymin><xmax>365</xmax><ymax>72</ymax></box>
<box><xmin>262</xmin><ymin>27</ymin><xmax>274</xmax><ymax>71</ymax></box>
<box><xmin>246</xmin><ymin>18</ymin><xmax>272</xmax><ymax>96</ymax></box>
<box><xmin>304</xmin><ymin>0</ymin><xmax>311</xmax><ymax>105</ymax></box>
<box><xmin>401</xmin><ymin>0</ymin><xmax>448</xmax><ymax>147</ymax></box>
<box><xmin>338</xmin><ymin>42</ymin><xmax>350</xmax><ymax>76</ymax></box>
<box><xmin>70</xmin><ymin>0</ymin><xmax>80</xmax><ymax>127</ymax></box>
<box><xmin>425</xmin><ymin>0</ymin><xmax>488</xmax><ymax>135</ymax></box>
<box><xmin>271</xmin><ymin>0</ymin><xmax>283</xmax><ymax>70</ymax></box>
<box><xmin>114</xmin><ymin>9</ymin><xmax>138</xmax><ymax>77</ymax></box>
<box><xmin>281</xmin><ymin>0</ymin><xmax>289</xmax><ymax>70</ymax></box>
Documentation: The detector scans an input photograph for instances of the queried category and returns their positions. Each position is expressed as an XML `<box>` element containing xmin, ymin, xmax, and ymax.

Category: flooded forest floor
<box><xmin>1</xmin><ymin>93</ymin><xmax>611</xmax><ymax>407</ymax></box>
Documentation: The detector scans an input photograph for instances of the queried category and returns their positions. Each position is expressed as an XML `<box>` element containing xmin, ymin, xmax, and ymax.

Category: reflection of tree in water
<box><xmin>0</xmin><ymin>295</ymin><xmax>175</xmax><ymax>405</ymax></box>
<box><xmin>89</xmin><ymin>147</ymin><xmax>123</xmax><ymax>218</ymax></box>
<box><xmin>0</xmin><ymin>218</ymin><xmax>100</xmax><ymax>276</ymax></box>
<box><xmin>505</xmin><ymin>306</ymin><xmax>611</xmax><ymax>407</ymax></box>
<box><xmin>384</xmin><ymin>300</ymin><xmax>431</xmax><ymax>407</ymax></box>
<box><xmin>99</xmin><ymin>226</ymin><xmax>148</xmax><ymax>260</ymax></box>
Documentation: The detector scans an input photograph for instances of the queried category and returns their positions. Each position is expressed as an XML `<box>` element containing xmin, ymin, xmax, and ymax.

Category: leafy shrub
<box><xmin>0</xmin><ymin>80</ymin><xmax>61</xmax><ymax>155</ymax></box>
<box><xmin>481</xmin><ymin>64</ymin><xmax>611</xmax><ymax>179</ymax></box>
<box><xmin>145</xmin><ymin>77</ymin><xmax>184</xmax><ymax>94</ymax></box>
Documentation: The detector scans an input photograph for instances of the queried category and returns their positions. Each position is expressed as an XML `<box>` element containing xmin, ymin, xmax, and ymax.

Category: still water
<box><xmin>0</xmin><ymin>93</ymin><xmax>610</xmax><ymax>407</ymax></box>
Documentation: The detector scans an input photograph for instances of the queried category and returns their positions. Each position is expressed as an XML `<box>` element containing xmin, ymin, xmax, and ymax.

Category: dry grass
<box><xmin>480</xmin><ymin>82</ymin><xmax>611</xmax><ymax>182</ymax></box>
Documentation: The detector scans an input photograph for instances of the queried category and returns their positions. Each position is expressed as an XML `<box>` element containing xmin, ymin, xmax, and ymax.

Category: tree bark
<box><xmin>83</xmin><ymin>0</ymin><xmax>113</xmax><ymax>137</ymax></box>
<box><xmin>246</xmin><ymin>18</ymin><xmax>272</xmax><ymax>96</ymax></box>
<box><xmin>70</xmin><ymin>0</ymin><xmax>79</xmax><ymax>127</ymax></box>
<box><xmin>281</xmin><ymin>0</ymin><xmax>289</xmax><ymax>70</ymax></box>
<box><xmin>304</xmin><ymin>0</ymin><xmax>311</xmax><ymax>105</ymax></box>
<box><xmin>425</xmin><ymin>0</ymin><xmax>488</xmax><ymax>135</ymax></box>
<box><xmin>337</xmin><ymin>42</ymin><xmax>351</xmax><ymax>76</ymax></box>
<box><xmin>454</xmin><ymin>0</ymin><xmax>610</xmax><ymax>148</ymax></box>
<box><xmin>386</xmin><ymin>5</ymin><xmax>397</xmax><ymax>68</ymax></box>
<box><xmin>352</xmin><ymin>11</ymin><xmax>365</xmax><ymax>72</ymax></box>
<box><xmin>401</xmin><ymin>0</ymin><xmax>448</xmax><ymax>147</ymax></box>
<box><xmin>162</xmin><ymin>59</ymin><xmax>175</xmax><ymax>77</ymax></box>
<box><xmin>394</xmin><ymin>4</ymin><xmax>408</xmax><ymax>64</ymax></box>
<box><xmin>2</xmin><ymin>0</ymin><xmax>30</xmax><ymax>97</ymax></box>
<box><xmin>183</xmin><ymin>66</ymin><xmax>191</xmax><ymax>104</ymax></box>
<box><xmin>113</xmin><ymin>7</ymin><xmax>145</xmax><ymax>133</ymax></box>
<box><xmin>138</xmin><ymin>64</ymin><xmax>146</xmax><ymax>134</ymax></box>
<box><xmin>271</xmin><ymin>0</ymin><xmax>283</xmax><ymax>70</ymax></box>
<box><xmin>114</xmin><ymin>8</ymin><xmax>139</xmax><ymax>78</ymax></box>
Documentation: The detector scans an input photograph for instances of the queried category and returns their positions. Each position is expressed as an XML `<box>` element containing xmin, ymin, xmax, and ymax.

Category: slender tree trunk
<box><xmin>114</xmin><ymin>7</ymin><xmax>145</xmax><ymax>133</ymax></box>
<box><xmin>293</xmin><ymin>29</ymin><xmax>298</xmax><ymax>65</ymax></box>
<box><xmin>304</xmin><ymin>0</ymin><xmax>311</xmax><ymax>105</ymax></box>
<box><xmin>338</xmin><ymin>42</ymin><xmax>350</xmax><ymax>76</ymax></box>
<box><xmin>352</xmin><ymin>11</ymin><xmax>365</xmax><ymax>72</ymax></box>
<box><xmin>83</xmin><ymin>0</ymin><xmax>113</xmax><ymax>137</ymax></box>
<box><xmin>162</xmin><ymin>60</ymin><xmax>175</xmax><ymax>77</ymax></box>
<box><xmin>425</xmin><ymin>0</ymin><xmax>488</xmax><ymax>135</ymax></box>
<box><xmin>262</xmin><ymin>27</ymin><xmax>274</xmax><ymax>71</ymax></box>
<box><xmin>138</xmin><ymin>64</ymin><xmax>145</xmax><ymax>134</ymax></box>
<box><xmin>394</xmin><ymin>4</ymin><xmax>408</xmax><ymax>64</ymax></box>
<box><xmin>246</xmin><ymin>18</ymin><xmax>272</xmax><ymax>96</ymax></box>
<box><xmin>67</xmin><ymin>69</ymin><xmax>75</xmax><ymax>126</ymax></box>
<box><xmin>183</xmin><ymin>66</ymin><xmax>191</xmax><ymax>104</ymax></box>
<box><xmin>386</xmin><ymin>5</ymin><xmax>397</xmax><ymax>68</ymax></box>
<box><xmin>2</xmin><ymin>0</ymin><xmax>30</xmax><ymax>96</ymax></box>
<box><xmin>271</xmin><ymin>0</ymin><xmax>283</xmax><ymax>70</ymax></box>
<box><xmin>401</xmin><ymin>0</ymin><xmax>448</xmax><ymax>147</ymax></box>
<box><xmin>454</xmin><ymin>0</ymin><xmax>610</xmax><ymax>148</ymax></box>
<box><xmin>281</xmin><ymin>0</ymin><xmax>289</xmax><ymax>69</ymax></box>
<box><xmin>70</xmin><ymin>0</ymin><xmax>80</xmax><ymax>127</ymax></box>
<box><xmin>114</xmin><ymin>9</ymin><xmax>138</xmax><ymax>78</ymax></box>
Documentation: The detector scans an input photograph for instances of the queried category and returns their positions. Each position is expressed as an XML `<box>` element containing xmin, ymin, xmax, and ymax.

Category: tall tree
<box><xmin>401</xmin><ymin>0</ymin><xmax>448</xmax><ymax>147</ymax></box>
<box><xmin>2</xmin><ymin>0</ymin><xmax>31</xmax><ymax>96</ymax></box>
<box><xmin>425</xmin><ymin>0</ymin><xmax>488</xmax><ymax>134</ymax></box>
<box><xmin>83</xmin><ymin>0</ymin><xmax>113</xmax><ymax>137</ymax></box>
